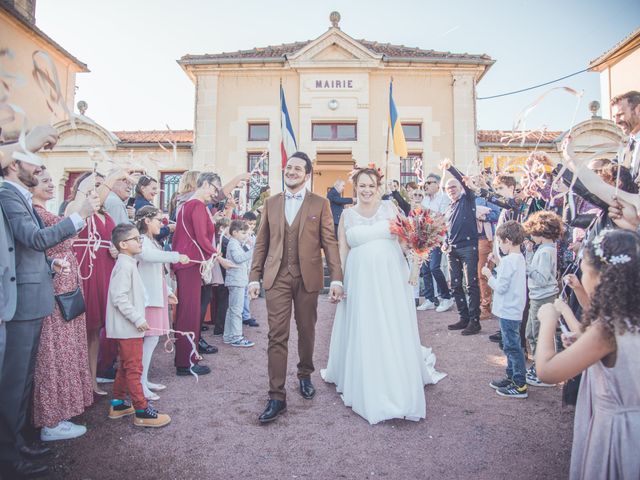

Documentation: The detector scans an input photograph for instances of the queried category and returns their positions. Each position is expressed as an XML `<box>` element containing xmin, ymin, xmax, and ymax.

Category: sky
<box><xmin>35</xmin><ymin>0</ymin><xmax>640</xmax><ymax>133</ymax></box>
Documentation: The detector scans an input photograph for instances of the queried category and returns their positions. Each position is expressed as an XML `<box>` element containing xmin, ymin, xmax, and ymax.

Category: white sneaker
<box><xmin>436</xmin><ymin>298</ymin><xmax>455</xmax><ymax>313</ymax></box>
<box><xmin>41</xmin><ymin>421</ymin><xmax>87</xmax><ymax>442</ymax></box>
<box><xmin>147</xmin><ymin>382</ymin><xmax>167</xmax><ymax>392</ymax></box>
<box><xmin>143</xmin><ymin>385</ymin><xmax>160</xmax><ymax>401</ymax></box>
<box><xmin>417</xmin><ymin>300</ymin><xmax>436</xmax><ymax>311</ymax></box>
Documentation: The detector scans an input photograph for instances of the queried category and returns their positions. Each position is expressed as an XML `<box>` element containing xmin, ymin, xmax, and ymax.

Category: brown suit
<box><xmin>250</xmin><ymin>191</ymin><xmax>342</xmax><ymax>401</ymax></box>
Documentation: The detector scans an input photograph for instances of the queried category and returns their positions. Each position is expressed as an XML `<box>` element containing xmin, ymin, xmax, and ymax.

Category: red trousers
<box><xmin>113</xmin><ymin>338</ymin><xmax>147</xmax><ymax>411</ymax></box>
<box><xmin>97</xmin><ymin>327</ymin><xmax>118</xmax><ymax>375</ymax></box>
<box><xmin>175</xmin><ymin>266</ymin><xmax>202</xmax><ymax>368</ymax></box>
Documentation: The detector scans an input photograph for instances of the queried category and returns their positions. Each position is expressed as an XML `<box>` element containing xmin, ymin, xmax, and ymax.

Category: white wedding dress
<box><xmin>321</xmin><ymin>201</ymin><xmax>446</xmax><ymax>425</ymax></box>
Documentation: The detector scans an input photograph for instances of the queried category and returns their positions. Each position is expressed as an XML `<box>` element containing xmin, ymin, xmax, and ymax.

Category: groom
<box><xmin>248</xmin><ymin>152</ymin><xmax>343</xmax><ymax>424</ymax></box>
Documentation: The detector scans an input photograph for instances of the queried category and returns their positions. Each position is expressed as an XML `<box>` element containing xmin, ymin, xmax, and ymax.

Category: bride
<box><xmin>321</xmin><ymin>167</ymin><xmax>446</xmax><ymax>425</ymax></box>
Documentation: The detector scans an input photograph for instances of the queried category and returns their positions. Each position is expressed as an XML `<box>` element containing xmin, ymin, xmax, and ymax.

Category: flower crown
<box><xmin>592</xmin><ymin>230</ymin><xmax>632</xmax><ymax>266</ymax></box>
<box><xmin>349</xmin><ymin>163</ymin><xmax>384</xmax><ymax>182</ymax></box>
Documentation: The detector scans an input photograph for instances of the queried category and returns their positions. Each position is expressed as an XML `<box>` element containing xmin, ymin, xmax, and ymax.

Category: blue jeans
<box><xmin>419</xmin><ymin>247</ymin><xmax>451</xmax><ymax>302</ymax></box>
<box><xmin>448</xmin><ymin>244</ymin><xmax>480</xmax><ymax>323</ymax></box>
<box><xmin>499</xmin><ymin>318</ymin><xmax>526</xmax><ymax>386</ymax></box>
<box><xmin>224</xmin><ymin>286</ymin><xmax>245</xmax><ymax>343</ymax></box>
<box><xmin>242</xmin><ymin>287</ymin><xmax>252</xmax><ymax>321</ymax></box>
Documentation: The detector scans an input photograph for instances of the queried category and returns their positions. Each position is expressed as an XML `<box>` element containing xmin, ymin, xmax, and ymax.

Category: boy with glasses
<box><xmin>106</xmin><ymin>224</ymin><xmax>171</xmax><ymax>427</ymax></box>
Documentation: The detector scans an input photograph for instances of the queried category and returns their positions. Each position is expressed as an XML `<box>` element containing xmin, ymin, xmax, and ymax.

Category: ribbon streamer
<box><xmin>147</xmin><ymin>327</ymin><xmax>202</xmax><ymax>381</ymax></box>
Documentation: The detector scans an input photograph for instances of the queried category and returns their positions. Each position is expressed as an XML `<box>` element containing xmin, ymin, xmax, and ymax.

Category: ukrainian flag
<box><xmin>389</xmin><ymin>81</ymin><xmax>408</xmax><ymax>158</ymax></box>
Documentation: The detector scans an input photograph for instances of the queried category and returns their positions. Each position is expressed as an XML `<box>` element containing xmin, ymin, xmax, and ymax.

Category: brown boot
<box><xmin>480</xmin><ymin>309</ymin><xmax>493</xmax><ymax>320</ymax></box>
<box><xmin>133</xmin><ymin>406</ymin><xmax>171</xmax><ymax>428</ymax></box>
<box><xmin>108</xmin><ymin>401</ymin><xmax>135</xmax><ymax>419</ymax></box>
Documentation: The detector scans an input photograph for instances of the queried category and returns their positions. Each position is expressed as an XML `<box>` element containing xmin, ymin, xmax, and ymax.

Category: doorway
<box><xmin>313</xmin><ymin>152</ymin><xmax>354</xmax><ymax>197</ymax></box>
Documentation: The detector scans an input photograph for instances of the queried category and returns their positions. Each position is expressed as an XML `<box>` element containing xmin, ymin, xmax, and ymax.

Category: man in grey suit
<box><xmin>0</xmin><ymin>134</ymin><xmax>99</xmax><ymax>478</ymax></box>
<box><xmin>0</xmin><ymin>202</ymin><xmax>16</xmax><ymax>381</ymax></box>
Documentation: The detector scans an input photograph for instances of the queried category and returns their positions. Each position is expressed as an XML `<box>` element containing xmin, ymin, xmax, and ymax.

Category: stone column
<box><xmin>193</xmin><ymin>73</ymin><xmax>219</xmax><ymax>171</ymax></box>
<box><xmin>452</xmin><ymin>73</ymin><xmax>478</xmax><ymax>173</ymax></box>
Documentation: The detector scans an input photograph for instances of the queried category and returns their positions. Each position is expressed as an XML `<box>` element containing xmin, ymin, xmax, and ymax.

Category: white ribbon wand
<box><xmin>147</xmin><ymin>327</ymin><xmax>202</xmax><ymax>381</ymax></box>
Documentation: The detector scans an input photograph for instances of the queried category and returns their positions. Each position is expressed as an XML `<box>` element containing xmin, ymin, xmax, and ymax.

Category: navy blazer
<box><xmin>0</xmin><ymin>182</ymin><xmax>77</xmax><ymax>320</ymax></box>
<box><xmin>326</xmin><ymin>187</ymin><xmax>353</xmax><ymax>225</ymax></box>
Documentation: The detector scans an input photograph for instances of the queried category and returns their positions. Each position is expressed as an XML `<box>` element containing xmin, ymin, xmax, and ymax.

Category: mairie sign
<box><xmin>314</xmin><ymin>79</ymin><xmax>354</xmax><ymax>89</ymax></box>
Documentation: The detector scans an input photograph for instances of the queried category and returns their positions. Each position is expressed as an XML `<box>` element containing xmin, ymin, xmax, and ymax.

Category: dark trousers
<box><xmin>0</xmin><ymin>319</ymin><xmax>42</xmax><ymax>462</ymax></box>
<box><xmin>419</xmin><ymin>247</ymin><xmax>451</xmax><ymax>302</ymax></box>
<box><xmin>213</xmin><ymin>285</ymin><xmax>229</xmax><ymax>333</ymax></box>
<box><xmin>175</xmin><ymin>266</ymin><xmax>203</xmax><ymax>368</ymax></box>
<box><xmin>448</xmin><ymin>244</ymin><xmax>480</xmax><ymax>324</ymax></box>
<box><xmin>200</xmin><ymin>285</ymin><xmax>213</xmax><ymax>326</ymax></box>
<box><xmin>113</xmin><ymin>338</ymin><xmax>147</xmax><ymax>411</ymax></box>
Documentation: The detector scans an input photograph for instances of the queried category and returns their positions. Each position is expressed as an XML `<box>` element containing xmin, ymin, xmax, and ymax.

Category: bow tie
<box><xmin>285</xmin><ymin>192</ymin><xmax>303</xmax><ymax>201</ymax></box>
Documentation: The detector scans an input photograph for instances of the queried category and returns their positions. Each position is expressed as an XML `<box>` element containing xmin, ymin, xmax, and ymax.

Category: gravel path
<box><xmin>45</xmin><ymin>297</ymin><xmax>573</xmax><ymax>480</ymax></box>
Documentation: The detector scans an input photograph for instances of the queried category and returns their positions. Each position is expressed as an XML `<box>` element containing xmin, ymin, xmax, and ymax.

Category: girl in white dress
<box><xmin>322</xmin><ymin>167</ymin><xmax>446</xmax><ymax>425</ymax></box>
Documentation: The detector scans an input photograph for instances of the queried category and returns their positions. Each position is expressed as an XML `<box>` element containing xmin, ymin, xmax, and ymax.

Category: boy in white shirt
<box><xmin>482</xmin><ymin>221</ymin><xmax>528</xmax><ymax>399</ymax></box>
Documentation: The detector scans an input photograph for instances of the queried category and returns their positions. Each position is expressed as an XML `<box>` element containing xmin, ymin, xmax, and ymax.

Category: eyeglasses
<box><xmin>123</xmin><ymin>236</ymin><xmax>144</xmax><ymax>243</ymax></box>
<box><xmin>424</xmin><ymin>181</ymin><xmax>437</xmax><ymax>185</ymax></box>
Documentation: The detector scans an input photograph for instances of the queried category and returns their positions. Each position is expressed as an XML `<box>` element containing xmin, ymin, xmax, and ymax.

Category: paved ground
<box><xmin>46</xmin><ymin>297</ymin><xmax>573</xmax><ymax>480</ymax></box>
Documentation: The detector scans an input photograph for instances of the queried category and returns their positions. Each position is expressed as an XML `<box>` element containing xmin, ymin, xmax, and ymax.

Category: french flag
<box><xmin>280</xmin><ymin>84</ymin><xmax>298</xmax><ymax>169</ymax></box>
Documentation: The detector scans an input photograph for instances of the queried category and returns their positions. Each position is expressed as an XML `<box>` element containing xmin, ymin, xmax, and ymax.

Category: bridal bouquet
<box><xmin>390</xmin><ymin>208</ymin><xmax>448</xmax><ymax>285</ymax></box>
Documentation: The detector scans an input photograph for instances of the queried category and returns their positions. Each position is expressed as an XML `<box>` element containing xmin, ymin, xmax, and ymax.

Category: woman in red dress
<box><xmin>31</xmin><ymin>168</ymin><xmax>93</xmax><ymax>441</ymax></box>
<box><xmin>68</xmin><ymin>172</ymin><xmax>117</xmax><ymax>395</ymax></box>
<box><xmin>172</xmin><ymin>172</ymin><xmax>235</xmax><ymax>376</ymax></box>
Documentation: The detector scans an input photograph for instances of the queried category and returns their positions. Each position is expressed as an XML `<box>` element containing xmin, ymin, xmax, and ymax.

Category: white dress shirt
<box><xmin>285</xmin><ymin>187</ymin><xmax>307</xmax><ymax>225</ymax></box>
<box><xmin>629</xmin><ymin>132</ymin><xmax>640</xmax><ymax>180</ymax></box>
<box><xmin>421</xmin><ymin>191</ymin><xmax>450</xmax><ymax>215</ymax></box>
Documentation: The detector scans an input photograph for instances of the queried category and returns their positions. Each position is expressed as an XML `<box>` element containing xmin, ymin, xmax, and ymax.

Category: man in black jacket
<box><xmin>440</xmin><ymin>159</ymin><xmax>481</xmax><ymax>335</ymax></box>
<box><xmin>326</xmin><ymin>179</ymin><xmax>353</xmax><ymax>235</ymax></box>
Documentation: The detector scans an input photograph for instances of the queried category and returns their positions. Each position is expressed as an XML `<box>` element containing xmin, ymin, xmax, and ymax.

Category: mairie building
<box><xmin>1</xmin><ymin>5</ymin><xmax>627</xmax><ymax>212</ymax></box>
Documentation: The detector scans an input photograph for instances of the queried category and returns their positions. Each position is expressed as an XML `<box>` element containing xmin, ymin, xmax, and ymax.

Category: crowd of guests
<box><xmin>374</xmin><ymin>90</ymin><xmax>638</xmax><ymax>479</ymax></box>
<box><xmin>0</xmin><ymin>125</ymin><xmax>262</xmax><ymax>477</ymax></box>
<box><xmin>0</xmin><ymin>89</ymin><xmax>639</xmax><ymax>479</ymax></box>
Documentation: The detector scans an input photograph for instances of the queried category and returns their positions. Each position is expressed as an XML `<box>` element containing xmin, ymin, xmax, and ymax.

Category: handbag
<box><xmin>55</xmin><ymin>286</ymin><xmax>86</xmax><ymax>321</ymax></box>
<box><xmin>179</xmin><ymin>199</ymin><xmax>219</xmax><ymax>284</ymax></box>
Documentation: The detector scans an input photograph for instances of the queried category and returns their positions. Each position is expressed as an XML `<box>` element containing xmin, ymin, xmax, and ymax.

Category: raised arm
<box><xmin>0</xmin><ymin>191</ymin><xmax>77</xmax><ymax>251</ymax></box>
<box><xmin>0</xmin><ymin>125</ymin><xmax>59</xmax><ymax>169</ymax></box>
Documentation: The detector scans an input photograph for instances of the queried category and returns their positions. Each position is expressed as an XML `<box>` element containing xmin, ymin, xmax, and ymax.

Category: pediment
<box><xmin>53</xmin><ymin>118</ymin><xmax>119</xmax><ymax>151</ymax></box>
<box><xmin>287</xmin><ymin>28</ymin><xmax>382</xmax><ymax>68</ymax></box>
<box><xmin>312</xmin><ymin>44</ymin><xmax>358</xmax><ymax>61</ymax></box>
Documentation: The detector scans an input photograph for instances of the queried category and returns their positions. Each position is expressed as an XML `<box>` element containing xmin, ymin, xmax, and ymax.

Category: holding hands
<box><xmin>248</xmin><ymin>284</ymin><xmax>260</xmax><ymax>300</ymax></box>
<box><xmin>328</xmin><ymin>284</ymin><xmax>344</xmax><ymax>304</ymax></box>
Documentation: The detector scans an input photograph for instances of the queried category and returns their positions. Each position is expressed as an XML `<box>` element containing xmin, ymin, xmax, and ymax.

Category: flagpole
<box><xmin>279</xmin><ymin>78</ymin><xmax>285</xmax><ymax>191</ymax></box>
<box><xmin>385</xmin><ymin>77</ymin><xmax>393</xmax><ymax>194</ymax></box>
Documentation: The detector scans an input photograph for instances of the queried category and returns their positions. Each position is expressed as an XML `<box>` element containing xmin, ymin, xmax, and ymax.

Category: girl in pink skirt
<box><xmin>135</xmin><ymin>206</ymin><xmax>189</xmax><ymax>400</ymax></box>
